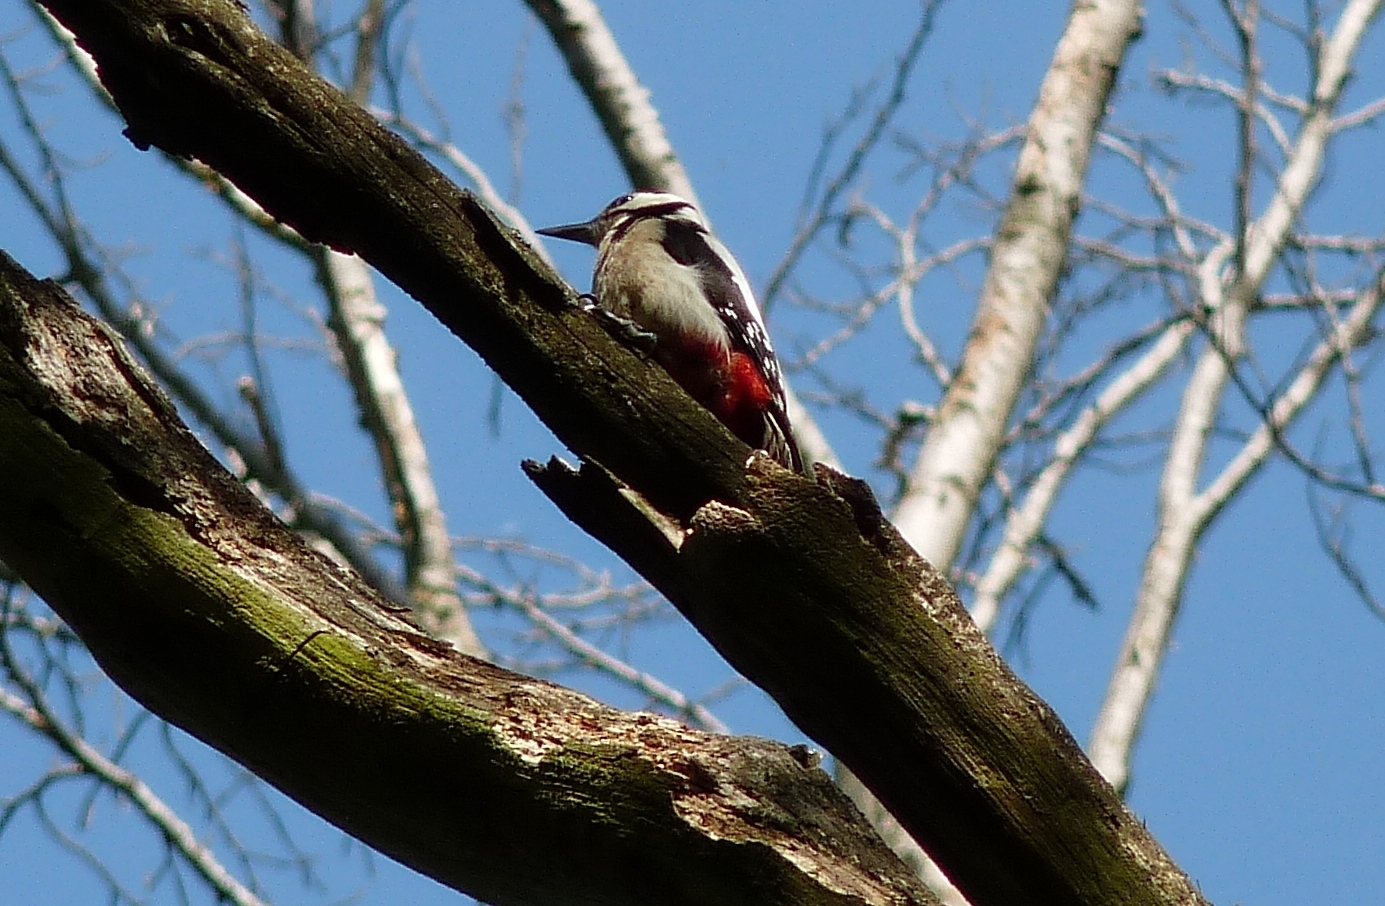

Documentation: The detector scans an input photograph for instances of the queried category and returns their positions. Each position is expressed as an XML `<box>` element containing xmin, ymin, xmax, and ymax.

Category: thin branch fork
<box><xmin>25</xmin><ymin>2</ymin><xmax>1208</xmax><ymax>905</ymax></box>
<box><xmin>28</xmin><ymin>4</ymin><xmax>411</xmax><ymax>602</ymax></box>
<box><xmin>1088</xmin><ymin>0</ymin><xmax>1383</xmax><ymax>792</ymax></box>
<box><xmin>0</xmin><ymin>620</ymin><xmax>269</xmax><ymax>906</ymax></box>
<box><xmin>892</xmin><ymin>0</ymin><xmax>1146</xmax><ymax>571</ymax></box>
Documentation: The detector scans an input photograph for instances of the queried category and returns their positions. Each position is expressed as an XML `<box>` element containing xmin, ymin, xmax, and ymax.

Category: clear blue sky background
<box><xmin>1</xmin><ymin>2</ymin><xmax>1383</xmax><ymax>904</ymax></box>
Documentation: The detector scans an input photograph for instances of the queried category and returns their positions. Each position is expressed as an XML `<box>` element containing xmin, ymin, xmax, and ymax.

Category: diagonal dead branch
<box><xmin>27</xmin><ymin>2</ymin><xmax>1209</xmax><ymax>905</ymax></box>
<box><xmin>0</xmin><ymin>249</ymin><xmax>934</xmax><ymax>906</ymax></box>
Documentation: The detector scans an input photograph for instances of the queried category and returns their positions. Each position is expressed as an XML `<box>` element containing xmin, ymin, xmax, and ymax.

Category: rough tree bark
<box><xmin>0</xmin><ymin>252</ymin><xmax>932</xmax><ymax>906</ymax></box>
<box><xmin>844</xmin><ymin>5</ymin><xmax>1147</xmax><ymax>894</ymax></box>
<box><xmin>13</xmin><ymin>1</ymin><xmax>1210</xmax><ymax>905</ymax></box>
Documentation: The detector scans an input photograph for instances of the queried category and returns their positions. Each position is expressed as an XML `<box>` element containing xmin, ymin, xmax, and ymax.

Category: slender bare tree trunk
<box><xmin>892</xmin><ymin>0</ymin><xmax>1145</xmax><ymax>570</ymax></box>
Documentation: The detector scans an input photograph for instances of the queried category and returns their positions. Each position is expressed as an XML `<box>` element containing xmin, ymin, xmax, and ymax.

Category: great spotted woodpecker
<box><xmin>539</xmin><ymin>192</ymin><xmax>806</xmax><ymax>473</ymax></box>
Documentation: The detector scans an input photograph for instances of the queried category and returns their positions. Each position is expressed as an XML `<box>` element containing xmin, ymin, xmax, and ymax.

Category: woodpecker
<box><xmin>539</xmin><ymin>192</ymin><xmax>806</xmax><ymax>473</ymax></box>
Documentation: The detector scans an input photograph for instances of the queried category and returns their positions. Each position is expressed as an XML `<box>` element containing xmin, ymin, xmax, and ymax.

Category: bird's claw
<box><xmin>588</xmin><ymin>302</ymin><xmax>657</xmax><ymax>351</ymax></box>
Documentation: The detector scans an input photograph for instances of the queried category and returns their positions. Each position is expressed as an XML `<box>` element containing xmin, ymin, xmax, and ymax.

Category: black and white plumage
<box><xmin>539</xmin><ymin>192</ymin><xmax>805</xmax><ymax>472</ymax></box>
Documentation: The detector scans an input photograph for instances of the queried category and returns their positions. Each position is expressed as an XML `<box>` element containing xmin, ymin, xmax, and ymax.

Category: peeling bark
<box><xmin>0</xmin><ymin>250</ymin><xmax>932</xmax><ymax>906</ymax></box>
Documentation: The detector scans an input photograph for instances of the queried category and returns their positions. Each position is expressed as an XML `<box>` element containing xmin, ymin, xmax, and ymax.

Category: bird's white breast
<box><xmin>595</xmin><ymin>219</ymin><xmax>730</xmax><ymax>351</ymax></box>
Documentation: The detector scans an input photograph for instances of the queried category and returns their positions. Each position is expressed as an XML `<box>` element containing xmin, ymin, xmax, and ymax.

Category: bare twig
<box><xmin>762</xmin><ymin>0</ymin><xmax>949</xmax><ymax>310</ymax></box>
<box><xmin>893</xmin><ymin>0</ymin><xmax>1145</xmax><ymax>570</ymax></box>
<box><xmin>1089</xmin><ymin>0</ymin><xmax>1385</xmax><ymax>793</ymax></box>
<box><xmin>522</xmin><ymin>0</ymin><xmax>698</xmax><ymax>205</ymax></box>
<box><xmin>0</xmin><ymin>597</ymin><xmax>270</xmax><ymax>906</ymax></box>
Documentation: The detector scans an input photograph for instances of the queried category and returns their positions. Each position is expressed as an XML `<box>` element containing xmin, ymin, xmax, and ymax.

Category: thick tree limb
<box><xmin>31</xmin><ymin>2</ymin><xmax>1207</xmax><ymax>905</ymax></box>
<box><xmin>40</xmin><ymin>0</ymin><xmax>750</xmax><ymax>521</ymax></box>
<box><xmin>528</xmin><ymin>460</ymin><xmax>1210</xmax><ymax>906</ymax></box>
<box><xmin>0</xmin><ymin>251</ymin><xmax>932</xmax><ymax>906</ymax></box>
<box><xmin>841</xmin><ymin>2</ymin><xmax>1146</xmax><ymax>893</ymax></box>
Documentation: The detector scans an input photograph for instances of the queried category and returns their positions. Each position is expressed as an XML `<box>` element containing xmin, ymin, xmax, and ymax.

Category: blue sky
<box><xmin>2</xmin><ymin>2</ymin><xmax>1384</xmax><ymax>904</ymax></box>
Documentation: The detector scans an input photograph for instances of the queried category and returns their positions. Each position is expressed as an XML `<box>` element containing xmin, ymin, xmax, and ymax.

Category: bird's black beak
<box><xmin>537</xmin><ymin>218</ymin><xmax>602</xmax><ymax>246</ymax></box>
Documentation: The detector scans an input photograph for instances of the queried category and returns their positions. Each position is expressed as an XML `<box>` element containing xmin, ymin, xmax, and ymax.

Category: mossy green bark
<box><xmin>0</xmin><ymin>252</ymin><xmax>934</xmax><ymax>906</ymax></box>
<box><xmin>20</xmin><ymin>2</ymin><xmax>1209</xmax><ymax>904</ymax></box>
